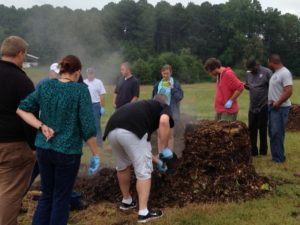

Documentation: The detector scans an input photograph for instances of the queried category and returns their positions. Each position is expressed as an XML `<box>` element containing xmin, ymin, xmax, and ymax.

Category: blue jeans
<box><xmin>32</xmin><ymin>148</ymin><xmax>81</xmax><ymax>225</ymax></box>
<box><xmin>92</xmin><ymin>103</ymin><xmax>103</xmax><ymax>147</ymax></box>
<box><xmin>268</xmin><ymin>106</ymin><xmax>290</xmax><ymax>162</ymax></box>
<box><xmin>25</xmin><ymin>161</ymin><xmax>82</xmax><ymax>209</ymax></box>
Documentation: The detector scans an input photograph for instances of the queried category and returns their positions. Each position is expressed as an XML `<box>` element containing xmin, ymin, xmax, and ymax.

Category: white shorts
<box><xmin>107</xmin><ymin>128</ymin><xmax>153</xmax><ymax>180</ymax></box>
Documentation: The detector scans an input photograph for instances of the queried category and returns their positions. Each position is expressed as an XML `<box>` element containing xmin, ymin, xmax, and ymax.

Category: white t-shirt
<box><xmin>268</xmin><ymin>67</ymin><xmax>293</xmax><ymax>107</ymax></box>
<box><xmin>84</xmin><ymin>78</ymin><xmax>106</xmax><ymax>103</ymax></box>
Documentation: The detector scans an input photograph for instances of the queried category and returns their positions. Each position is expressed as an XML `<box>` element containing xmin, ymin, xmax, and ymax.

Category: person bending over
<box><xmin>103</xmin><ymin>94</ymin><xmax>174</xmax><ymax>223</ymax></box>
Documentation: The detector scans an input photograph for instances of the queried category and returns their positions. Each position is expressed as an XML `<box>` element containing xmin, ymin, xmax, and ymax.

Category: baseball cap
<box><xmin>50</xmin><ymin>63</ymin><xmax>60</xmax><ymax>74</ymax></box>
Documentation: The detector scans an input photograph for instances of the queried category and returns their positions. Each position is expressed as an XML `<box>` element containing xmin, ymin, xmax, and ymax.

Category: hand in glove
<box><xmin>88</xmin><ymin>155</ymin><xmax>100</xmax><ymax>175</ymax></box>
<box><xmin>159</xmin><ymin>148</ymin><xmax>173</xmax><ymax>160</ymax></box>
<box><xmin>156</xmin><ymin>160</ymin><xmax>168</xmax><ymax>173</ymax></box>
<box><xmin>224</xmin><ymin>99</ymin><xmax>233</xmax><ymax>109</ymax></box>
<box><xmin>100</xmin><ymin>107</ymin><xmax>105</xmax><ymax>116</ymax></box>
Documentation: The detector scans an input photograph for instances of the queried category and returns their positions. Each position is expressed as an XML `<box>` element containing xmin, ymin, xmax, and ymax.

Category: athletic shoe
<box><xmin>119</xmin><ymin>200</ymin><xmax>137</xmax><ymax>210</ymax></box>
<box><xmin>138</xmin><ymin>210</ymin><xmax>163</xmax><ymax>223</ymax></box>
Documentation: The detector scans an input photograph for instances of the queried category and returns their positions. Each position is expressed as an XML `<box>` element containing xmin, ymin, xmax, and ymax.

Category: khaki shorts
<box><xmin>107</xmin><ymin>129</ymin><xmax>153</xmax><ymax>180</ymax></box>
<box><xmin>215</xmin><ymin>112</ymin><xmax>238</xmax><ymax>121</ymax></box>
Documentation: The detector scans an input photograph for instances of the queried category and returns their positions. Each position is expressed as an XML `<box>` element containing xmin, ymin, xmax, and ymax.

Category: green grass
<box><xmin>20</xmin><ymin>67</ymin><xmax>300</xmax><ymax>225</ymax></box>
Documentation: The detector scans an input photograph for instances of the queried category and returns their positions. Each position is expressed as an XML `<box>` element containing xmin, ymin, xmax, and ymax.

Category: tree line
<box><xmin>0</xmin><ymin>0</ymin><xmax>299</xmax><ymax>83</ymax></box>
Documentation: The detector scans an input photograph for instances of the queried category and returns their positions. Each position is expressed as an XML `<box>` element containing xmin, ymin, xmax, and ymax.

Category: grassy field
<box><xmin>19</xmin><ymin>67</ymin><xmax>300</xmax><ymax>225</ymax></box>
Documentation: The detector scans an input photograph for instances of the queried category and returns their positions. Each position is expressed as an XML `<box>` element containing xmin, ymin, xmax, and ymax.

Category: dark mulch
<box><xmin>287</xmin><ymin>104</ymin><xmax>300</xmax><ymax>131</ymax></box>
<box><xmin>74</xmin><ymin>120</ymin><xmax>272</xmax><ymax>208</ymax></box>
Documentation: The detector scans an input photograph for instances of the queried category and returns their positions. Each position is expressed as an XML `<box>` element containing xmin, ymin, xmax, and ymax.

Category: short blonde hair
<box><xmin>0</xmin><ymin>36</ymin><xmax>29</xmax><ymax>57</ymax></box>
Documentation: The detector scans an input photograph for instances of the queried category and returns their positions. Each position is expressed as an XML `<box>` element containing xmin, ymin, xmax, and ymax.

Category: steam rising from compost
<box><xmin>23</xmin><ymin>6</ymin><xmax>124</xmax><ymax>84</ymax></box>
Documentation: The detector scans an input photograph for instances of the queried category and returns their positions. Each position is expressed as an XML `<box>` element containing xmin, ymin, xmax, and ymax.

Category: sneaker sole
<box><xmin>137</xmin><ymin>213</ymin><xmax>163</xmax><ymax>223</ymax></box>
<box><xmin>119</xmin><ymin>205</ymin><xmax>137</xmax><ymax>211</ymax></box>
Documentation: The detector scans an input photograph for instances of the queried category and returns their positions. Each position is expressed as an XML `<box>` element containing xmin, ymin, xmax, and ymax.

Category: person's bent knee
<box><xmin>133</xmin><ymin>159</ymin><xmax>153</xmax><ymax>180</ymax></box>
<box><xmin>116</xmin><ymin>165</ymin><xmax>131</xmax><ymax>172</ymax></box>
<box><xmin>136</xmin><ymin>172</ymin><xmax>152</xmax><ymax>181</ymax></box>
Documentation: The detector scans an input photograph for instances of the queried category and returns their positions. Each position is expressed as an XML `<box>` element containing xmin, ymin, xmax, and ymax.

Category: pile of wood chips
<box><xmin>74</xmin><ymin>120</ymin><xmax>271</xmax><ymax>208</ymax></box>
<box><xmin>287</xmin><ymin>104</ymin><xmax>300</xmax><ymax>131</ymax></box>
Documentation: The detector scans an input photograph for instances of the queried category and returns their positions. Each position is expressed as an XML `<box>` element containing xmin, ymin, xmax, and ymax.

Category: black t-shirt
<box><xmin>115</xmin><ymin>75</ymin><xmax>139</xmax><ymax>109</ymax></box>
<box><xmin>0</xmin><ymin>60</ymin><xmax>37</xmax><ymax>149</ymax></box>
<box><xmin>103</xmin><ymin>100</ymin><xmax>174</xmax><ymax>141</ymax></box>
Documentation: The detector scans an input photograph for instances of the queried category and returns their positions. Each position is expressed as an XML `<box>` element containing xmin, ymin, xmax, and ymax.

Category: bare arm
<box><xmin>152</xmin><ymin>114</ymin><xmax>171</xmax><ymax>163</ymax></box>
<box><xmin>86</xmin><ymin>137</ymin><xmax>101</xmax><ymax>156</ymax></box>
<box><xmin>229</xmin><ymin>90</ymin><xmax>243</xmax><ymax>101</ymax></box>
<box><xmin>244</xmin><ymin>83</ymin><xmax>250</xmax><ymax>90</ymax></box>
<box><xmin>157</xmin><ymin>114</ymin><xmax>171</xmax><ymax>150</ymax></box>
<box><xmin>273</xmin><ymin>85</ymin><xmax>293</xmax><ymax>108</ymax></box>
<box><xmin>131</xmin><ymin>96</ymin><xmax>139</xmax><ymax>103</ymax></box>
<box><xmin>113</xmin><ymin>93</ymin><xmax>117</xmax><ymax>109</ymax></box>
<box><xmin>227</xmin><ymin>73</ymin><xmax>244</xmax><ymax>101</ymax></box>
<box><xmin>100</xmin><ymin>94</ymin><xmax>105</xmax><ymax>107</ymax></box>
<box><xmin>16</xmin><ymin>108</ymin><xmax>54</xmax><ymax>141</ymax></box>
<box><xmin>131</xmin><ymin>80</ymin><xmax>139</xmax><ymax>103</ymax></box>
<box><xmin>16</xmin><ymin>108</ymin><xmax>41</xmax><ymax>129</ymax></box>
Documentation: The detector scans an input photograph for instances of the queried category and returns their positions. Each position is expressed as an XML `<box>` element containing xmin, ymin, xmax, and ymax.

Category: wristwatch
<box><xmin>38</xmin><ymin>123</ymin><xmax>45</xmax><ymax>131</ymax></box>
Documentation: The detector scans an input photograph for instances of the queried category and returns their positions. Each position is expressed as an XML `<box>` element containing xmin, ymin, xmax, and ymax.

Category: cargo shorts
<box><xmin>107</xmin><ymin>128</ymin><xmax>153</xmax><ymax>180</ymax></box>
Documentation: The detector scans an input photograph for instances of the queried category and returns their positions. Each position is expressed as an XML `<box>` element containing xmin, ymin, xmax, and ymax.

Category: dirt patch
<box><xmin>287</xmin><ymin>104</ymin><xmax>300</xmax><ymax>131</ymax></box>
<box><xmin>74</xmin><ymin>120</ymin><xmax>272</xmax><ymax>208</ymax></box>
<box><xmin>291</xmin><ymin>212</ymin><xmax>300</xmax><ymax>218</ymax></box>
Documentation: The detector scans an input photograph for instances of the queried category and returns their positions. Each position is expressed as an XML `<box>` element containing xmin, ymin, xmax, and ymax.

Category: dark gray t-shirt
<box><xmin>245</xmin><ymin>66</ymin><xmax>272</xmax><ymax>113</ymax></box>
<box><xmin>114</xmin><ymin>75</ymin><xmax>140</xmax><ymax>109</ymax></box>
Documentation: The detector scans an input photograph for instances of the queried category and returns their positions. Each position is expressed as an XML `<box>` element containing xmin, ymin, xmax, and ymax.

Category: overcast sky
<box><xmin>0</xmin><ymin>0</ymin><xmax>299</xmax><ymax>16</ymax></box>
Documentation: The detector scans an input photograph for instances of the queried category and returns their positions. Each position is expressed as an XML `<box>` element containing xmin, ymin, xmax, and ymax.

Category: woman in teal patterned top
<box><xmin>19</xmin><ymin>73</ymin><xmax>96</xmax><ymax>155</ymax></box>
<box><xmin>17</xmin><ymin>55</ymin><xmax>101</xmax><ymax>225</ymax></box>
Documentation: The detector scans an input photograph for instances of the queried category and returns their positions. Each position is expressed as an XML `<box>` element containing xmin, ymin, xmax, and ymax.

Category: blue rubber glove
<box><xmin>224</xmin><ymin>99</ymin><xmax>233</xmax><ymax>109</ymax></box>
<box><xmin>159</xmin><ymin>148</ymin><xmax>173</xmax><ymax>160</ymax></box>
<box><xmin>100</xmin><ymin>107</ymin><xmax>105</xmax><ymax>116</ymax></box>
<box><xmin>88</xmin><ymin>156</ymin><xmax>100</xmax><ymax>176</ymax></box>
<box><xmin>156</xmin><ymin>160</ymin><xmax>168</xmax><ymax>173</ymax></box>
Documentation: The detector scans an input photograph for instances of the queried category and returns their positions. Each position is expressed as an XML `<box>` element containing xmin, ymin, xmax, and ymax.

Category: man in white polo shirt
<box><xmin>84</xmin><ymin>67</ymin><xmax>106</xmax><ymax>147</ymax></box>
<box><xmin>268</xmin><ymin>54</ymin><xmax>293</xmax><ymax>163</ymax></box>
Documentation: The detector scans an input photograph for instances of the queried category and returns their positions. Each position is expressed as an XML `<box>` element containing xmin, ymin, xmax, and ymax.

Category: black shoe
<box><xmin>70</xmin><ymin>200</ymin><xmax>89</xmax><ymax>211</ymax></box>
<box><xmin>138</xmin><ymin>210</ymin><xmax>163</xmax><ymax>223</ymax></box>
<box><xmin>119</xmin><ymin>201</ymin><xmax>137</xmax><ymax>211</ymax></box>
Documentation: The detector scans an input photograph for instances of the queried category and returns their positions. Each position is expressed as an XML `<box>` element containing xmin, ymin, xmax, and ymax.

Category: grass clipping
<box><xmin>75</xmin><ymin>120</ymin><xmax>271</xmax><ymax>208</ymax></box>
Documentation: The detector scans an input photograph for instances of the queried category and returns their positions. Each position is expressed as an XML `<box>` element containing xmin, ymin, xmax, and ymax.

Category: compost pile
<box><xmin>150</xmin><ymin>113</ymin><xmax>192</xmax><ymax>157</ymax></box>
<box><xmin>75</xmin><ymin>120</ymin><xmax>271</xmax><ymax>208</ymax></box>
<box><xmin>287</xmin><ymin>104</ymin><xmax>300</xmax><ymax>131</ymax></box>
